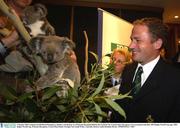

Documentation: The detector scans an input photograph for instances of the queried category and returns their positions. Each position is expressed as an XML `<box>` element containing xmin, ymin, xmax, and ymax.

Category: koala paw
<box><xmin>56</xmin><ymin>84</ymin><xmax>70</xmax><ymax>98</ymax></box>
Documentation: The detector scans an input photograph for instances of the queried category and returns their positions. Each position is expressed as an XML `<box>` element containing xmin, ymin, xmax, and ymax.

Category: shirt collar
<box><xmin>137</xmin><ymin>55</ymin><xmax>160</xmax><ymax>85</ymax></box>
<box><xmin>141</xmin><ymin>55</ymin><xmax>160</xmax><ymax>70</ymax></box>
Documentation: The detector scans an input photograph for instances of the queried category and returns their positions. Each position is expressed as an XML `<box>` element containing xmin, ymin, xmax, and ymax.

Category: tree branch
<box><xmin>0</xmin><ymin>0</ymin><xmax>31</xmax><ymax>42</ymax></box>
<box><xmin>83</xmin><ymin>30</ymin><xmax>89</xmax><ymax>82</ymax></box>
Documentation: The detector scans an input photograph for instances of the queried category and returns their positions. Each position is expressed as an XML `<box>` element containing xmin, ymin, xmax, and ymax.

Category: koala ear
<box><xmin>61</xmin><ymin>37</ymin><xmax>75</xmax><ymax>54</ymax></box>
<box><xmin>63</xmin><ymin>37</ymin><xmax>76</xmax><ymax>49</ymax></box>
<box><xmin>29</xmin><ymin>36</ymin><xmax>44</xmax><ymax>54</ymax></box>
<box><xmin>34</xmin><ymin>3</ymin><xmax>47</xmax><ymax>18</ymax></box>
<box><xmin>61</xmin><ymin>37</ymin><xmax>76</xmax><ymax>55</ymax></box>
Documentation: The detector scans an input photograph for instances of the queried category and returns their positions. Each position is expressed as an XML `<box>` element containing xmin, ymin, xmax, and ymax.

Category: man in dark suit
<box><xmin>172</xmin><ymin>44</ymin><xmax>180</xmax><ymax>68</ymax></box>
<box><xmin>112</xmin><ymin>17</ymin><xmax>180</xmax><ymax>122</ymax></box>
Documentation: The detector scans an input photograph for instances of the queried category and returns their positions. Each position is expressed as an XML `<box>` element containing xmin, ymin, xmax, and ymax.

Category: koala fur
<box><xmin>21</xmin><ymin>3</ymin><xmax>55</xmax><ymax>37</ymax></box>
<box><xmin>28</xmin><ymin>36</ymin><xmax>81</xmax><ymax>96</ymax></box>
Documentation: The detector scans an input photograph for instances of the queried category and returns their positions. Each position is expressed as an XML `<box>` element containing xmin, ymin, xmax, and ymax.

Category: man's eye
<box><xmin>135</xmin><ymin>39</ymin><xmax>142</xmax><ymax>43</ymax></box>
<box><xmin>136</xmin><ymin>40</ymin><xmax>140</xmax><ymax>42</ymax></box>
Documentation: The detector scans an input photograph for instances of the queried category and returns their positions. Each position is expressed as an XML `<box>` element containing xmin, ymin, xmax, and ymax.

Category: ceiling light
<box><xmin>174</xmin><ymin>16</ymin><xmax>179</xmax><ymax>19</ymax></box>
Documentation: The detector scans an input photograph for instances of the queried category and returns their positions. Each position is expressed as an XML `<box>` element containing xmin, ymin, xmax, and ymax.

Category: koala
<box><xmin>21</xmin><ymin>3</ymin><xmax>55</xmax><ymax>37</ymax></box>
<box><xmin>28</xmin><ymin>35</ymin><xmax>81</xmax><ymax>97</ymax></box>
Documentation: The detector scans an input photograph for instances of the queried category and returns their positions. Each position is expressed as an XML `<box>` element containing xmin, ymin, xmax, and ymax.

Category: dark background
<box><xmin>34</xmin><ymin>1</ymin><xmax>178</xmax><ymax>77</ymax></box>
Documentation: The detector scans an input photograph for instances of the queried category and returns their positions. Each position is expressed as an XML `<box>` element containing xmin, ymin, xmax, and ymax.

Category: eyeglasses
<box><xmin>112</xmin><ymin>59</ymin><xmax>126</xmax><ymax>65</ymax></box>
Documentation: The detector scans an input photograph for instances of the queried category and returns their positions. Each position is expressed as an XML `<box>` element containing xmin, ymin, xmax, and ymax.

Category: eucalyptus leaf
<box><xmin>56</xmin><ymin>105</ymin><xmax>67</xmax><ymax>112</ymax></box>
<box><xmin>89</xmin><ymin>51</ymin><xmax>98</xmax><ymax>62</ymax></box>
<box><xmin>24</xmin><ymin>98</ymin><xmax>39</xmax><ymax>113</ymax></box>
<box><xmin>83</xmin><ymin>110</ymin><xmax>94</xmax><ymax>116</ymax></box>
<box><xmin>105</xmin><ymin>98</ymin><xmax>126</xmax><ymax>120</ymax></box>
<box><xmin>42</xmin><ymin>86</ymin><xmax>60</xmax><ymax>101</ymax></box>
<box><xmin>107</xmin><ymin>92</ymin><xmax>132</xmax><ymax>100</ymax></box>
<box><xmin>91</xmin><ymin>73</ymin><xmax>104</xmax><ymax>97</ymax></box>
<box><xmin>93</xmin><ymin>102</ymin><xmax>103</xmax><ymax>122</ymax></box>
<box><xmin>17</xmin><ymin>92</ymin><xmax>33</xmax><ymax>102</ymax></box>
<box><xmin>0</xmin><ymin>111</ymin><xmax>6</xmax><ymax>117</ymax></box>
<box><xmin>0</xmin><ymin>85</ymin><xmax>17</xmax><ymax>101</ymax></box>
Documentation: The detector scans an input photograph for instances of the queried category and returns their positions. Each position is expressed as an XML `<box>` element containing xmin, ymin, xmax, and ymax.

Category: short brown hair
<box><xmin>133</xmin><ymin>17</ymin><xmax>169</xmax><ymax>49</ymax></box>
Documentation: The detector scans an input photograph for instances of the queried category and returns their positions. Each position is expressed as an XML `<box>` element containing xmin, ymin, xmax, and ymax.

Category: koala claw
<box><xmin>58</xmin><ymin>79</ymin><xmax>74</xmax><ymax>88</ymax></box>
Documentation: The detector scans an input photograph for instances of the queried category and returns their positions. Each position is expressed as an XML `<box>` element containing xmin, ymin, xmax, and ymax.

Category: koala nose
<box><xmin>47</xmin><ymin>54</ymin><xmax>54</xmax><ymax>62</ymax></box>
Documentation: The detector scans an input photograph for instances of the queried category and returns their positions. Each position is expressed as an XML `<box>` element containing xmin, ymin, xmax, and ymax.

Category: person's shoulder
<box><xmin>121</xmin><ymin>62</ymin><xmax>137</xmax><ymax>79</ymax></box>
<box><xmin>160</xmin><ymin>59</ymin><xmax>180</xmax><ymax>77</ymax></box>
<box><xmin>169</xmin><ymin>64</ymin><xmax>180</xmax><ymax>74</ymax></box>
<box><xmin>124</xmin><ymin>61</ymin><xmax>137</xmax><ymax>70</ymax></box>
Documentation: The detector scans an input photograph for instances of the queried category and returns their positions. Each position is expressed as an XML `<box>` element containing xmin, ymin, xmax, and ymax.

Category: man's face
<box><xmin>111</xmin><ymin>52</ymin><xmax>126</xmax><ymax>74</ymax></box>
<box><xmin>129</xmin><ymin>24</ymin><xmax>161</xmax><ymax>65</ymax></box>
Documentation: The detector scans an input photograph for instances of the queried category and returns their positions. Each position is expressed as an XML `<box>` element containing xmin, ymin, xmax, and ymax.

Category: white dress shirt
<box><xmin>134</xmin><ymin>55</ymin><xmax>160</xmax><ymax>87</ymax></box>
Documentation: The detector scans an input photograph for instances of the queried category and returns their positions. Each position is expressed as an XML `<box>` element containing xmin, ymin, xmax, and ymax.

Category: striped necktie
<box><xmin>132</xmin><ymin>66</ymin><xmax>143</xmax><ymax>95</ymax></box>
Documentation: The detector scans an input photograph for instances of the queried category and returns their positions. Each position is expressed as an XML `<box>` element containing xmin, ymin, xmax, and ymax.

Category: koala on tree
<box><xmin>0</xmin><ymin>4</ymin><xmax>56</xmax><ymax>73</ymax></box>
<box><xmin>21</xmin><ymin>3</ymin><xmax>55</xmax><ymax>37</ymax></box>
<box><xmin>28</xmin><ymin>35</ymin><xmax>81</xmax><ymax>97</ymax></box>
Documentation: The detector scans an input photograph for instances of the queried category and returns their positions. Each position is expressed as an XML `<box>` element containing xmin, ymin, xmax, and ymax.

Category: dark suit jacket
<box><xmin>172</xmin><ymin>52</ymin><xmax>180</xmax><ymax>69</ymax></box>
<box><xmin>112</xmin><ymin>58</ymin><xmax>180</xmax><ymax>122</ymax></box>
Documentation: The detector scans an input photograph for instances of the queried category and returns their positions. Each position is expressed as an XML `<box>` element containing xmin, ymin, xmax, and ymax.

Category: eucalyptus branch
<box><xmin>83</xmin><ymin>30</ymin><xmax>89</xmax><ymax>82</ymax></box>
<box><xmin>0</xmin><ymin>0</ymin><xmax>30</xmax><ymax>42</ymax></box>
<box><xmin>71</xmin><ymin>92</ymin><xmax>90</xmax><ymax>110</ymax></box>
<box><xmin>77</xmin><ymin>102</ymin><xmax>89</xmax><ymax>122</ymax></box>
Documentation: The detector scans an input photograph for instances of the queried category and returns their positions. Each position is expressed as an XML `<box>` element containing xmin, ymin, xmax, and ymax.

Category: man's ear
<box><xmin>153</xmin><ymin>38</ymin><xmax>163</xmax><ymax>49</ymax></box>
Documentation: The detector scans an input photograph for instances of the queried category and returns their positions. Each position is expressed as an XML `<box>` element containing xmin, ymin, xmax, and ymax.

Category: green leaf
<box><xmin>0</xmin><ymin>85</ymin><xmax>17</xmax><ymax>101</ymax></box>
<box><xmin>83</xmin><ymin>109</ymin><xmax>94</xmax><ymax>116</ymax></box>
<box><xmin>89</xmin><ymin>51</ymin><xmax>98</xmax><ymax>62</ymax></box>
<box><xmin>105</xmin><ymin>98</ymin><xmax>126</xmax><ymax>120</ymax></box>
<box><xmin>41</xmin><ymin>86</ymin><xmax>60</xmax><ymax>101</ymax></box>
<box><xmin>93</xmin><ymin>102</ymin><xmax>103</xmax><ymax>122</ymax></box>
<box><xmin>24</xmin><ymin>99</ymin><xmax>39</xmax><ymax>113</ymax></box>
<box><xmin>17</xmin><ymin>92</ymin><xmax>33</xmax><ymax>102</ymax></box>
<box><xmin>0</xmin><ymin>111</ymin><xmax>12</xmax><ymax>121</ymax></box>
<box><xmin>56</xmin><ymin>105</ymin><xmax>67</xmax><ymax>112</ymax></box>
<box><xmin>107</xmin><ymin>92</ymin><xmax>132</xmax><ymax>100</ymax></box>
<box><xmin>91</xmin><ymin>73</ymin><xmax>105</xmax><ymax>97</ymax></box>
<box><xmin>0</xmin><ymin>108</ymin><xmax>11</xmax><ymax>117</ymax></box>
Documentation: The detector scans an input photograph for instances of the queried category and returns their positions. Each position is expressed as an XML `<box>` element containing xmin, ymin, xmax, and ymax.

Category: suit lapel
<box><xmin>133</xmin><ymin>58</ymin><xmax>164</xmax><ymax>100</ymax></box>
<box><xmin>120</xmin><ymin>63</ymin><xmax>137</xmax><ymax>94</ymax></box>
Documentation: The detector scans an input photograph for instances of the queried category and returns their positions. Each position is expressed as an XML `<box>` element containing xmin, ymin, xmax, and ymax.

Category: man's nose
<box><xmin>129</xmin><ymin>41</ymin><xmax>136</xmax><ymax>50</ymax></box>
